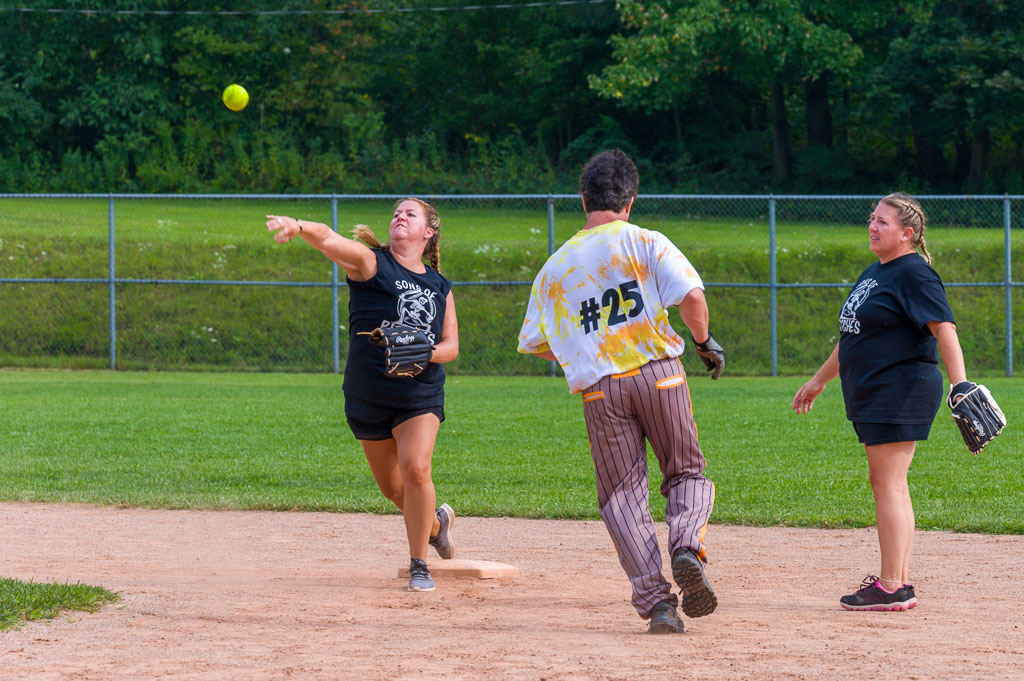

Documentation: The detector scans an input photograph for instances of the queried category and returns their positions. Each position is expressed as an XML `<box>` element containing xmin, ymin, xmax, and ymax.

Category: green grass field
<box><xmin>3</xmin><ymin>196</ymin><xmax>1023</xmax><ymax>376</ymax></box>
<box><xmin>0</xmin><ymin>195</ymin><xmax>1010</xmax><ymax>252</ymax></box>
<box><xmin>1</xmin><ymin>369</ymin><xmax>1020</xmax><ymax>534</ymax></box>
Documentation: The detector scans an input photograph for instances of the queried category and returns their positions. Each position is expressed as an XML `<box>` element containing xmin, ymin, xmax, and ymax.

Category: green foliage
<box><xmin>0</xmin><ymin>578</ymin><xmax>119</xmax><ymax>631</ymax></box>
<box><xmin>1</xmin><ymin>1</ymin><xmax>1023</xmax><ymax>192</ymax></box>
<box><xmin>0</xmin><ymin>371</ymin><xmax>1020</xmax><ymax>533</ymax></box>
<box><xmin>593</xmin><ymin>0</ymin><xmax>862</xmax><ymax>106</ymax></box>
<box><xmin>861</xmin><ymin>0</ymin><xmax>1024</xmax><ymax>192</ymax></box>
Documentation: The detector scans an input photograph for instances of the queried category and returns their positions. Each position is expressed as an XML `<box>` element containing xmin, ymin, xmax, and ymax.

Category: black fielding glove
<box><xmin>947</xmin><ymin>381</ymin><xmax>1006</xmax><ymax>454</ymax></box>
<box><xmin>366</xmin><ymin>326</ymin><xmax>434</xmax><ymax>378</ymax></box>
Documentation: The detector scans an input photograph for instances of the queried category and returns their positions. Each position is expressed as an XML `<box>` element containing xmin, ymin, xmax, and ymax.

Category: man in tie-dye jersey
<box><xmin>517</xmin><ymin>149</ymin><xmax>724</xmax><ymax>635</ymax></box>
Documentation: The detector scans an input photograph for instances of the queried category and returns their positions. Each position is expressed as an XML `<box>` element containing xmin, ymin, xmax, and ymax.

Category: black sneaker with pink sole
<box><xmin>840</xmin><ymin>576</ymin><xmax>917</xmax><ymax>611</ymax></box>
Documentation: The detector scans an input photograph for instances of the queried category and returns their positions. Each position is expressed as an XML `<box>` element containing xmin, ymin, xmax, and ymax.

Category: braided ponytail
<box><xmin>918</xmin><ymin>234</ymin><xmax>932</xmax><ymax>265</ymax></box>
<box><xmin>427</xmin><ymin>240</ymin><xmax>441</xmax><ymax>272</ymax></box>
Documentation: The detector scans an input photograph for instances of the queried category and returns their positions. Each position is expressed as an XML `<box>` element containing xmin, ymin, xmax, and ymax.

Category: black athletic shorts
<box><xmin>344</xmin><ymin>393</ymin><xmax>445</xmax><ymax>441</ymax></box>
<box><xmin>852</xmin><ymin>421</ymin><xmax>931</xmax><ymax>446</ymax></box>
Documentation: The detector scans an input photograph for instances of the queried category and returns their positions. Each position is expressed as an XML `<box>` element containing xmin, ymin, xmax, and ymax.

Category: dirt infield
<box><xmin>1</xmin><ymin>503</ymin><xmax>1022</xmax><ymax>681</ymax></box>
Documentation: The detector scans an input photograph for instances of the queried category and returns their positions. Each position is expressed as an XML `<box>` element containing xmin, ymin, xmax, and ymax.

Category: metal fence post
<box><xmin>547</xmin><ymin>195</ymin><xmax>556</xmax><ymax>378</ymax></box>
<box><xmin>108</xmin><ymin>195</ymin><xmax>116</xmax><ymax>370</ymax></box>
<box><xmin>331</xmin><ymin>196</ymin><xmax>340</xmax><ymax>374</ymax></box>
<box><xmin>547</xmin><ymin>195</ymin><xmax>555</xmax><ymax>256</ymax></box>
<box><xmin>769</xmin><ymin>195</ymin><xmax>778</xmax><ymax>376</ymax></box>
<box><xmin>1005</xmin><ymin>195</ymin><xmax>1013</xmax><ymax>377</ymax></box>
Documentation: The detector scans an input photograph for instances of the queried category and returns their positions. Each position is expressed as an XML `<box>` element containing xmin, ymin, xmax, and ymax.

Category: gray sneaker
<box><xmin>428</xmin><ymin>503</ymin><xmax>455</xmax><ymax>560</ymax></box>
<box><xmin>407</xmin><ymin>558</ymin><xmax>435</xmax><ymax>592</ymax></box>
<box><xmin>672</xmin><ymin>548</ymin><xmax>718</xmax><ymax>618</ymax></box>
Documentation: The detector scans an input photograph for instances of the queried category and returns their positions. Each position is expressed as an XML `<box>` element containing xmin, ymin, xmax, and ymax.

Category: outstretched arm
<box><xmin>266</xmin><ymin>215</ymin><xmax>377</xmax><ymax>281</ymax></box>
<box><xmin>792</xmin><ymin>343</ymin><xmax>839</xmax><ymax>414</ymax></box>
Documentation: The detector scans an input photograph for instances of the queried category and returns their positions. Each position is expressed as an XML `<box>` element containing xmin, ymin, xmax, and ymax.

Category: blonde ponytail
<box><xmin>351</xmin><ymin>224</ymin><xmax>385</xmax><ymax>250</ymax></box>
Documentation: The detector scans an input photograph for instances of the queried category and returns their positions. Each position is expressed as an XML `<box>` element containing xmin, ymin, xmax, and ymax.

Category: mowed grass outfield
<box><xmin>3</xmin><ymin>195</ymin><xmax>1023</xmax><ymax>375</ymax></box>
<box><xmin>1</xmin><ymin>369</ymin><xmax>1021</xmax><ymax>534</ymax></box>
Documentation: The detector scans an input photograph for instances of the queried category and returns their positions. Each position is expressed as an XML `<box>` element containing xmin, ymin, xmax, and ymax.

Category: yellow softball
<box><xmin>222</xmin><ymin>84</ymin><xmax>249</xmax><ymax>112</ymax></box>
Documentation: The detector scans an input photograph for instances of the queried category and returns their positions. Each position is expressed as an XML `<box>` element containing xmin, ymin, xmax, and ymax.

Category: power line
<box><xmin>0</xmin><ymin>1</ymin><xmax>614</xmax><ymax>16</ymax></box>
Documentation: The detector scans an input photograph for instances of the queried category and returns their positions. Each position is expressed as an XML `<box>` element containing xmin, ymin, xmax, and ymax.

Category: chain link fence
<box><xmin>2</xmin><ymin>194</ymin><xmax>1021</xmax><ymax>377</ymax></box>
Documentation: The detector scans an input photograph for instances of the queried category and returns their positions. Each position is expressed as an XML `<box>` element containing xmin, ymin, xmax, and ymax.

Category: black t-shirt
<box><xmin>837</xmin><ymin>253</ymin><xmax>955</xmax><ymax>424</ymax></box>
<box><xmin>342</xmin><ymin>249</ymin><xmax>452</xmax><ymax>409</ymax></box>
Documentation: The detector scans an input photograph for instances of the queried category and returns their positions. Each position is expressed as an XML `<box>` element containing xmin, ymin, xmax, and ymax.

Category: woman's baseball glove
<box><xmin>366</xmin><ymin>326</ymin><xmax>434</xmax><ymax>378</ymax></box>
<box><xmin>947</xmin><ymin>381</ymin><xmax>1006</xmax><ymax>454</ymax></box>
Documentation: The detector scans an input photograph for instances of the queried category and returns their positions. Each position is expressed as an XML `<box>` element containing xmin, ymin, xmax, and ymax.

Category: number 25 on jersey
<box><xmin>579</xmin><ymin>279</ymin><xmax>645</xmax><ymax>334</ymax></box>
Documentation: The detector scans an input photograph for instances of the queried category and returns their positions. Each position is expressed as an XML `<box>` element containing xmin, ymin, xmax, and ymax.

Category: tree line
<box><xmin>1</xmin><ymin>0</ymin><xmax>1022</xmax><ymax>194</ymax></box>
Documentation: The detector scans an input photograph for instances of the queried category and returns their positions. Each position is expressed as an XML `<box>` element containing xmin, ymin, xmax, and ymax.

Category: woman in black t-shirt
<box><xmin>267</xmin><ymin>198</ymin><xmax>459</xmax><ymax>593</ymax></box>
<box><xmin>792</xmin><ymin>193</ymin><xmax>969</xmax><ymax>612</ymax></box>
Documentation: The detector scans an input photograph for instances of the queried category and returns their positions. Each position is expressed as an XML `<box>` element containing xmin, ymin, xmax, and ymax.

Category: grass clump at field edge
<box><xmin>0</xmin><ymin>578</ymin><xmax>119</xmax><ymax>631</ymax></box>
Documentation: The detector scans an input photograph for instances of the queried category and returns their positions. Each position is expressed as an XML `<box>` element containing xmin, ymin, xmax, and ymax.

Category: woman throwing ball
<box><xmin>793</xmin><ymin>193</ymin><xmax>970</xmax><ymax>611</ymax></box>
<box><xmin>267</xmin><ymin>198</ymin><xmax>459</xmax><ymax>592</ymax></box>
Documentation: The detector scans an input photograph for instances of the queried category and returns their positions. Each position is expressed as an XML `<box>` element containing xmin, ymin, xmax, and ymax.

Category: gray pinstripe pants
<box><xmin>581</xmin><ymin>356</ymin><xmax>715</xmax><ymax>619</ymax></box>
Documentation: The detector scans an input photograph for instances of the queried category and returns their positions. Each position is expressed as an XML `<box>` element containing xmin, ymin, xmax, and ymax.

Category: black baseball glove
<box><xmin>692</xmin><ymin>332</ymin><xmax>725</xmax><ymax>380</ymax></box>
<box><xmin>366</xmin><ymin>325</ymin><xmax>434</xmax><ymax>378</ymax></box>
<box><xmin>947</xmin><ymin>381</ymin><xmax>1006</xmax><ymax>454</ymax></box>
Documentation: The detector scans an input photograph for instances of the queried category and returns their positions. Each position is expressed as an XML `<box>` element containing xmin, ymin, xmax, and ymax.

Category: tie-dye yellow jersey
<box><xmin>517</xmin><ymin>220</ymin><xmax>703</xmax><ymax>393</ymax></box>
